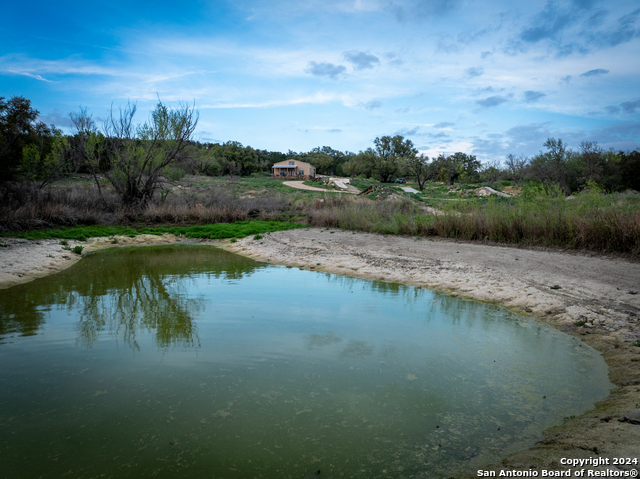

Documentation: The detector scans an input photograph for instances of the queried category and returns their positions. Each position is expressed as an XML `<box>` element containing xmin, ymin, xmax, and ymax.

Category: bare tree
<box><xmin>404</xmin><ymin>153</ymin><xmax>432</xmax><ymax>190</ymax></box>
<box><xmin>579</xmin><ymin>141</ymin><xmax>604</xmax><ymax>184</ymax></box>
<box><xmin>504</xmin><ymin>153</ymin><xmax>529</xmax><ymax>184</ymax></box>
<box><xmin>480</xmin><ymin>159</ymin><xmax>502</xmax><ymax>184</ymax></box>
<box><xmin>543</xmin><ymin>138</ymin><xmax>568</xmax><ymax>191</ymax></box>
<box><xmin>70</xmin><ymin>107</ymin><xmax>103</xmax><ymax>195</ymax></box>
<box><xmin>83</xmin><ymin>100</ymin><xmax>198</xmax><ymax>205</ymax></box>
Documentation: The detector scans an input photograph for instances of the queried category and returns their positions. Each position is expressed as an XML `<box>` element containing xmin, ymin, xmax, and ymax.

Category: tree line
<box><xmin>1</xmin><ymin>96</ymin><xmax>638</xmax><ymax>205</ymax></box>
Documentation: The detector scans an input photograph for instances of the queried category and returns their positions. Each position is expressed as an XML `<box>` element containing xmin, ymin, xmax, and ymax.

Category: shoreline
<box><xmin>1</xmin><ymin>228</ymin><xmax>639</xmax><ymax>475</ymax></box>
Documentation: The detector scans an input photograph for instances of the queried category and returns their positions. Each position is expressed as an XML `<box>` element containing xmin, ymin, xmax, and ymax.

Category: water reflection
<box><xmin>325</xmin><ymin>271</ymin><xmax>423</xmax><ymax>298</ymax></box>
<box><xmin>0</xmin><ymin>245</ymin><xmax>264</xmax><ymax>349</ymax></box>
<box><xmin>0</xmin><ymin>245</ymin><xmax>613</xmax><ymax>479</ymax></box>
<box><xmin>75</xmin><ymin>275</ymin><xmax>203</xmax><ymax>350</ymax></box>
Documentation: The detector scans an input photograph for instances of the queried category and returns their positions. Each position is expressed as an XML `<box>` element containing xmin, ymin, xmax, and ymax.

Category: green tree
<box><xmin>372</xmin><ymin>135</ymin><xmax>417</xmax><ymax>182</ymax></box>
<box><xmin>0</xmin><ymin>96</ymin><xmax>56</xmax><ymax>182</ymax></box>
<box><xmin>619</xmin><ymin>150</ymin><xmax>640</xmax><ymax>191</ymax></box>
<box><xmin>579</xmin><ymin>141</ymin><xmax>604</xmax><ymax>184</ymax></box>
<box><xmin>69</xmin><ymin>107</ymin><xmax>109</xmax><ymax>194</ymax></box>
<box><xmin>504</xmin><ymin>153</ymin><xmax>529</xmax><ymax>184</ymax></box>
<box><xmin>404</xmin><ymin>153</ymin><xmax>432</xmax><ymax>190</ymax></box>
<box><xmin>542</xmin><ymin>137</ymin><xmax>569</xmax><ymax>191</ymax></box>
<box><xmin>79</xmin><ymin>100</ymin><xmax>198</xmax><ymax>205</ymax></box>
<box><xmin>479</xmin><ymin>159</ymin><xmax>502</xmax><ymax>184</ymax></box>
<box><xmin>432</xmin><ymin>152</ymin><xmax>481</xmax><ymax>184</ymax></box>
<box><xmin>343</xmin><ymin>148</ymin><xmax>376</xmax><ymax>178</ymax></box>
<box><xmin>18</xmin><ymin>127</ymin><xmax>70</xmax><ymax>186</ymax></box>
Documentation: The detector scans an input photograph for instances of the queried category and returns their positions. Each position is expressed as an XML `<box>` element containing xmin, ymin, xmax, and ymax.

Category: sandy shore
<box><xmin>1</xmin><ymin>229</ymin><xmax>639</xmax><ymax>475</ymax></box>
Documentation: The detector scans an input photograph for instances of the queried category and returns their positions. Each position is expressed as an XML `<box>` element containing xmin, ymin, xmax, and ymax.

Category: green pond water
<box><xmin>0</xmin><ymin>245</ymin><xmax>612</xmax><ymax>479</ymax></box>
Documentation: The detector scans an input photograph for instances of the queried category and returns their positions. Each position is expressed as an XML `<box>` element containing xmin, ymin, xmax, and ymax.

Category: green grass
<box><xmin>236</xmin><ymin>177</ymin><xmax>294</xmax><ymax>190</ymax></box>
<box><xmin>348</xmin><ymin>178</ymin><xmax>379</xmax><ymax>191</ymax></box>
<box><xmin>1</xmin><ymin>221</ymin><xmax>307</xmax><ymax>241</ymax></box>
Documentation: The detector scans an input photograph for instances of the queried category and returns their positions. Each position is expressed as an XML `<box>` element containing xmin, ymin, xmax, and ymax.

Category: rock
<box><xmin>545</xmin><ymin>305</ymin><xmax>566</xmax><ymax>315</ymax></box>
<box><xmin>618</xmin><ymin>409</ymin><xmax>640</xmax><ymax>425</ymax></box>
<box><xmin>628</xmin><ymin>290</ymin><xmax>638</xmax><ymax>295</ymax></box>
<box><xmin>524</xmin><ymin>307</ymin><xmax>533</xmax><ymax>313</ymax></box>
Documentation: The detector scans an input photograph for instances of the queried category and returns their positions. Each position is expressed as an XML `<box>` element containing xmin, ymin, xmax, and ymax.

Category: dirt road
<box><xmin>282</xmin><ymin>180</ymin><xmax>337</xmax><ymax>192</ymax></box>
<box><xmin>283</xmin><ymin>180</ymin><xmax>357</xmax><ymax>193</ymax></box>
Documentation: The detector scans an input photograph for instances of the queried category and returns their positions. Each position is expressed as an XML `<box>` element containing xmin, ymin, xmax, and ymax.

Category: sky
<box><xmin>1</xmin><ymin>0</ymin><xmax>639</xmax><ymax>161</ymax></box>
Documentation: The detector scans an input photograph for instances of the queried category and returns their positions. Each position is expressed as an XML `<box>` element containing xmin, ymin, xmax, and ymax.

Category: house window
<box><xmin>298</xmin><ymin>170</ymin><xmax>304</xmax><ymax>175</ymax></box>
<box><xmin>289</xmin><ymin>161</ymin><xmax>295</xmax><ymax>165</ymax></box>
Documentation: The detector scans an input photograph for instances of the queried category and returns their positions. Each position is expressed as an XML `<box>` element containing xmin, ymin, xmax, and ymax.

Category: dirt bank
<box><xmin>1</xmin><ymin>228</ymin><xmax>639</xmax><ymax>475</ymax></box>
<box><xmin>0</xmin><ymin>234</ymin><xmax>183</xmax><ymax>290</ymax></box>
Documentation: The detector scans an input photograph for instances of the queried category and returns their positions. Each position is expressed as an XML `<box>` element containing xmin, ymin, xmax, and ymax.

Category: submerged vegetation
<box><xmin>1</xmin><ymin>95</ymin><xmax>639</xmax><ymax>255</ymax></box>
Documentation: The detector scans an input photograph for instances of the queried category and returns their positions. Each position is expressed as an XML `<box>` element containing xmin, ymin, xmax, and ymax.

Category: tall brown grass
<box><xmin>434</xmin><ymin>196</ymin><xmax>640</xmax><ymax>253</ymax></box>
<box><xmin>308</xmin><ymin>195</ymin><xmax>434</xmax><ymax>235</ymax></box>
<box><xmin>308</xmin><ymin>190</ymin><xmax>640</xmax><ymax>255</ymax></box>
<box><xmin>2</xmin><ymin>181</ymin><xmax>638</xmax><ymax>255</ymax></box>
<box><xmin>0</xmin><ymin>182</ymin><xmax>289</xmax><ymax>231</ymax></box>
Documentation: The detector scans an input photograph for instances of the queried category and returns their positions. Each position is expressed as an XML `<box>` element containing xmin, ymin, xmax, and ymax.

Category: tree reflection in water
<box><xmin>0</xmin><ymin>245</ymin><xmax>264</xmax><ymax>350</ymax></box>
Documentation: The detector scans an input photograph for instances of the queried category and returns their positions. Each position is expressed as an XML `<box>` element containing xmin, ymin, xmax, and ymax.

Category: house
<box><xmin>271</xmin><ymin>159</ymin><xmax>316</xmax><ymax>180</ymax></box>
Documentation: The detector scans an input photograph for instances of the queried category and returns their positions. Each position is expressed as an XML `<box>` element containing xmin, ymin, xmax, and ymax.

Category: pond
<box><xmin>0</xmin><ymin>246</ymin><xmax>612</xmax><ymax>478</ymax></box>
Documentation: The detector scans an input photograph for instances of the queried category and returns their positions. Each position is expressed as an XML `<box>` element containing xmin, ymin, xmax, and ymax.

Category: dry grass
<box><xmin>0</xmin><ymin>182</ymin><xmax>290</xmax><ymax>231</ymax></box>
<box><xmin>434</xmin><ymin>192</ymin><xmax>640</xmax><ymax>254</ymax></box>
<box><xmin>308</xmin><ymin>194</ymin><xmax>434</xmax><ymax>235</ymax></box>
<box><xmin>307</xmin><ymin>190</ymin><xmax>640</xmax><ymax>255</ymax></box>
<box><xmin>2</xmin><ymin>180</ymin><xmax>638</xmax><ymax>255</ymax></box>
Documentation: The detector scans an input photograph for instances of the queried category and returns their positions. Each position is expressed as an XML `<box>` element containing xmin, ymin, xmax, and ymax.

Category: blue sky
<box><xmin>2</xmin><ymin>0</ymin><xmax>639</xmax><ymax>161</ymax></box>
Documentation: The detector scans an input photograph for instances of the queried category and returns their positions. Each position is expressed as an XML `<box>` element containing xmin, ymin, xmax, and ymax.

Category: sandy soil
<box><xmin>282</xmin><ymin>180</ymin><xmax>335</xmax><ymax>192</ymax></box>
<box><xmin>1</xmin><ymin>228</ymin><xmax>639</xmax><ymax>475</ymax></box>
<box><xmin>0</xmin><ymin>234</ymin><xmax>183</xmax><ymax>289</ymax></box>
<box><xmin>283</xmin><ymin>180</ymin><xmax>355</xmax><ymax>193</ymax></box>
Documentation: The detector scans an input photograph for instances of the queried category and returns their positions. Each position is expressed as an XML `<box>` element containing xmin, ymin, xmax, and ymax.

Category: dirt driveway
<box><xmin>282</xmin><ymin>181</ymin><xmax>337</xmax><ymax>192</ymax></box>
<box><xmin>283</xmin><ymin>180</ymin><xmax>357</xmax><ymax>193</ymax></box>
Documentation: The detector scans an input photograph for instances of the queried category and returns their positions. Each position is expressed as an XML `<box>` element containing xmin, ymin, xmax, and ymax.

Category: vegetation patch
<box><xmin>1</xmin><ymin>221</ymin><xmax>306</xmax><ymax>241</ymax></box>
<box><xmin>308</xmin><ymin>185</ymin><xmax>640</xmax><ymax>255</ymax></box>
<box><xmin>1</xmin><ymin>93</ymin><xmax>639</xmax><ymax>255</ymax></box>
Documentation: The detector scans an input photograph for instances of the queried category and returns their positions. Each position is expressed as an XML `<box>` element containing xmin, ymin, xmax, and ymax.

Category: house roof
<box><xmin>272</xmin><ymin>165</ymin><xmax>297</xmax><ymax>168</ymax></box>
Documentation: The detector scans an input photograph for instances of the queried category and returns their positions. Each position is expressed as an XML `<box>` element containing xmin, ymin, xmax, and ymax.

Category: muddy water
<box><xmin>0</xmin><ymin>246</ymin><xmax>612</xmax><ymax>478</ymax></box>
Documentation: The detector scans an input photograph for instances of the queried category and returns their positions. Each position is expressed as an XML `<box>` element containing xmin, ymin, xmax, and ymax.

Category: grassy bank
<box><xmin>0</xmin><ymin>177</ymin><xmax>311</xmax><ymax>231</ymax></box>
<box><xmin>435</xmin><ymin>189</ymin><xmax>640</xmax><ymax>253</ymax></box>
<box><xmin>308</xmin><ymin>189</ymin><xmax>640</xmax><ymax>255</ymax></box>
<box><xmin>2</xmin><ymin>176</ymin><xmax>638</xmax><ymax>255</ymax></box>
<box><xmin>0</xmin><ymin>221</ymin><xmax>307</xmax><ymax>242</ymax></box>
<box><xmin>308</xmin><ymin>195</ymin><xmax>434</xmax><ymax>235</ymax></box>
